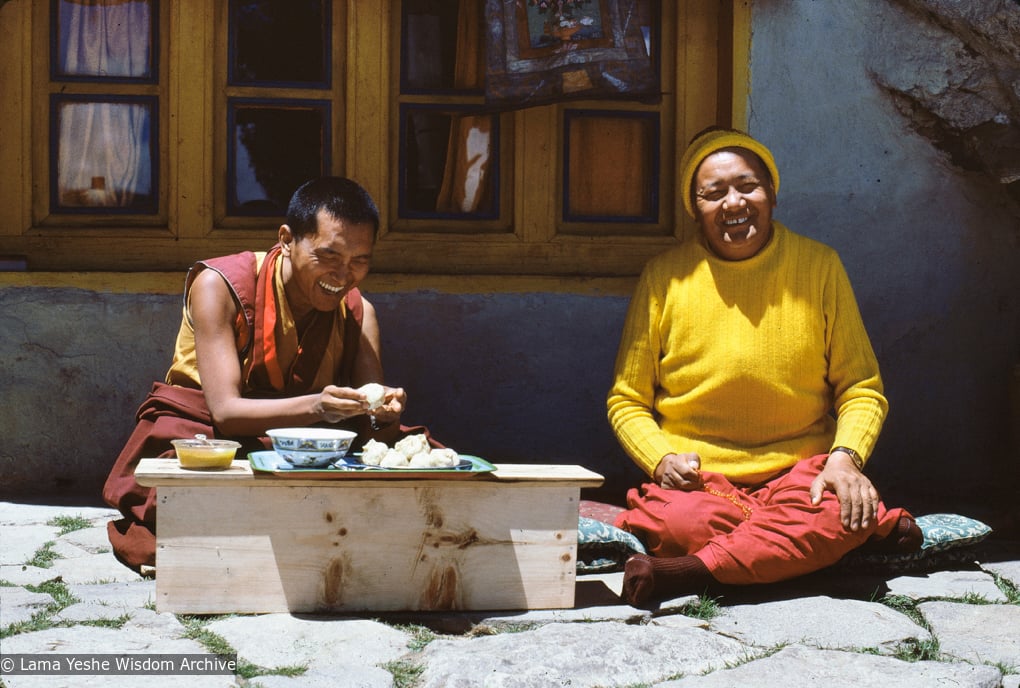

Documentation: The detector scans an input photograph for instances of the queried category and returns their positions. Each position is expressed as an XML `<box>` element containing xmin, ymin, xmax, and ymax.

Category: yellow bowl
<box><xmin>171</xmin><ymin>438</ymin><xmax>241</xmax><ymax>470</ymax></box>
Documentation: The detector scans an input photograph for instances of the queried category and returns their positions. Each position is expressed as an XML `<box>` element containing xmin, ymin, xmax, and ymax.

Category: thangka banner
<box><xmin>484</xmin><ymin>0</ymin><xmax>661</xmax><ymax>110</ymax></box>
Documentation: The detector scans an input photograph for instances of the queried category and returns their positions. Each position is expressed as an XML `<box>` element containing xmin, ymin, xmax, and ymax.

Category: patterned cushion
<box><xmin>576</xmin><ymin>516</ymin><xmax>647</xmax><ymax>573</ymax></box>
<box><xmin>574</xmin><ymin>508</ymin><xmax>993</xmax><ymax>575</ymax></box>
<box><xmin>915</xmin><ymin>513</ymin><xmax>993</xmax><ymax>552</ymax></box>
<box><xmin>839</xmin><ymin>513</ymin><xmax>993</xmax><ymax>573</ymax></box>
<box><xmin>579</xmin><ymin>499</ymin><xmax>626</xmax><ymax>524</ymax></box>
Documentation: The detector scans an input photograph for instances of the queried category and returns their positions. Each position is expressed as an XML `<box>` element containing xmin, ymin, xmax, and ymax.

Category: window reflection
<box><xmin>401</xmin><ymin>0</ymin><xmax>473</xmax><ymax>92</ymax></box>
<box><xmin>52</xmin><ymin>96</ymin><xmax>157</xmax><ymax>213</ymax></box>
<box><xmin>54</xmin><ymin>0</ymin><xmax>155</xmax><ymax>80</ymax></box>
<box><xmin>400</xmin><ymin>106</ymin><xmax>497</xmax><ymax>218</ymax></box>
<box><xmin>228</xmin><ymin>101</ymin><xmax>329</xmax><ymax>216</ymax></box>
<box><xmin>230</xmin><ymin>0</ymin><xmax>328</xmax><ymax>86</ymax></box>
<box><xmin>398</xmin><ymin>2</ymin><xmax>495</xmax><ymax>221</ymax></box>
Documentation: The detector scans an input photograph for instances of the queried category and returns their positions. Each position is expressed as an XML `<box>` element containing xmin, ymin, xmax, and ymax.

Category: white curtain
<box><xmin>56</xmin><ymin>0</ymin><xmax>153</xmax><ymax>208</ymax></box>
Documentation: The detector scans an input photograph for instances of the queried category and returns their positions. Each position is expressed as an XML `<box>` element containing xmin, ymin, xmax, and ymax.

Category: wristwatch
<box><xmin>830</xmin><ymin>446</ymin><xmax>864</xmax><ymax>471</ymax></box>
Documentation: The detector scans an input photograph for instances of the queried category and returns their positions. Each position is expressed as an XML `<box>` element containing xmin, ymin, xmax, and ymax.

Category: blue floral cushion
<box><xmin>576</xmin><ymin>512</ymin><xmax>993</xmax><ymax>574</ymax></box>
<box><xmin>576</xmin><ymin>516</ymin><xmax>647</xmax><ymax>573</ymax></box>
<box><xmin>840</xmin><ymin>513</ymin><xmax>993</xmax><ymax>573</ymax></box>
<box><xmin>914</xmin><ymin>513</ymin><xmax>993</xmax><ymax>552</ymax></box>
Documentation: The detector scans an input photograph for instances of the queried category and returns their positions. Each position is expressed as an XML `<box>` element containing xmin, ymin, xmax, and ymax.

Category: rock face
<box><xmin>870</xmin><ymin>0</ymin><xmax>1020</xmax><ymax>209</ymax></box>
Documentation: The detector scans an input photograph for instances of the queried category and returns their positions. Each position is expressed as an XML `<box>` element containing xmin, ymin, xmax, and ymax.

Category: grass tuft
<box><xmin>879</xmin><ymin>594</ymin><xmax>943</xmax><ymax>662</ymax></box>
<box><xmin>0</xmin><ymin>579</ymin><xmax>80</xmax><ymax>639</ymax></box>
<box><xmin>25</xmin><ymin>542</ymin><xmax>60</xmax><ymax>569</ymax></box>
<box><xmin>392</xmin><ymin>623</ymin><xmax>438</xmax><ymax>652</ymax></box>
<box><xmin>47</xmin><ymin>514</ymin><xmax>93</xmax><ymax>536</ymax></box>
<box><xmin>991</xmin><ymin>573</ymin><xmax>1020</xmax><ymax>605</ymax></box>
<box><xmin>677</xmin><ymin>593</ymin><xmax>722</xmax><ymax>621</ymax></box>
<box><xmin>891</xmin><ymin>635</ymin><xmax>942</xmax><ymax>662</ymax></box>
<box><xmin>382</xmin><ymin>659</ymin><xmax>424</xmax><ymax>688</ymax></box>
<box><xmin>180</xmin><ymin>616</ymin><xmax>306</xmax><ymax>680</ymax></box>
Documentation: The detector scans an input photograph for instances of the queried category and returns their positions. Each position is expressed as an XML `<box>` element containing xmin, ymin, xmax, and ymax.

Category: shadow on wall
<box><xmin>373</xmin><ymin>290</ymin><xmax>646</xmax><ymax>504</ymax></box>
<box><xmin>0</xmin><ymin>288</ymin><xmax>182</xmax><ymax>499</ymax></box>
<box><xmin>0</xmin><ymin>286</ymin><xmax>644</xmax><ymax>505</ymax></box>
<box><xmin>3</xmin><ymin>284</ymin><xmax>1015</xmax><ymax>524</ymax></box>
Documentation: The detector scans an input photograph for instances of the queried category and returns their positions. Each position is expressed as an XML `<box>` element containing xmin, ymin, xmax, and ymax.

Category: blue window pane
<box><xmin>228</xmin><ymin>101</ymin><xmax>330</xmax><ymax>216</ymax></box>
<box><xmin>230</xmin><ymin>0</ymin><xmax>329</xmax><ymax>87</ymax></box>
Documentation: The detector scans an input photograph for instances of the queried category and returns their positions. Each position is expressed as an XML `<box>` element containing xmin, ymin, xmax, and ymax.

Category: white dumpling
<box><xmin>394</xmin><ymin>434</ymin><xmax>430</xmax><ymax>458</ymax></box>
<box><xmin>380</xmin><ymin>449</ymin><xmax>409</xmax><ymax>468</ymax></box>
<box><xmin>408</xmin><ymin>452</ymin><xmax>433</xmax><ymax>468</ymax></box>
<box><xmin>360</xmin><ymin>438</ymin><xmax>388</xmax><ymax>466</ymax></box>
<box><xmin>357</xmin><ymin>383</ymin><xmax>385</xmax><ymax>410</ymax></box>
<box><xmin>428</xmin><ymin>448</ymin><xmax>459</xmax><ymax>467</ymax></box>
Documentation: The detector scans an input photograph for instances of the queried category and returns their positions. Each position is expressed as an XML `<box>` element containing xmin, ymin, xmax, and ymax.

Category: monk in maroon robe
<box><xmin>104</xmin><ymin>177</ymin><xmax>412</xmax><ymax>572</ymax></box>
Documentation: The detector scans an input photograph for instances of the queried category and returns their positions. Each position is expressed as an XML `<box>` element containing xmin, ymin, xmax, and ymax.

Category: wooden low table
<box><xmin>135</xmin><ymin>458</ymin><xmax>603</xmax><ymax>614</ymax></box>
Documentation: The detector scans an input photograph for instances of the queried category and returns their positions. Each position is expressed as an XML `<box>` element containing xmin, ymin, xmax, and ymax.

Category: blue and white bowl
<box><xmin>265</xmin><ymin>427</ymin><xmax>357</xmax><ymax>467</ymax></box>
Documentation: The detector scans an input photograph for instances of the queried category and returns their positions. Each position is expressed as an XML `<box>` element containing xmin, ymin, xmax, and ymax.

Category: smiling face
<box><xmin>693</xmin><ymin>148</ymin><xmax>776</xmax><ymax>261</ymax></box>
<box><xmin>278</xmin><ymin>209</ymin><xmax>374</xmax><ymax>318</ymax></box>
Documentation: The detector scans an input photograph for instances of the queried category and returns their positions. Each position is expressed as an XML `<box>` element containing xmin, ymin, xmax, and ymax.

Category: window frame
<box><xmin>0</xmin><ymin>0</ymin><xmax>748</xmax><ymax>276</ymax></box>
<box><xmin>561</xmin><ymin>108</ymin><xmax>662</xmax><ymax>226</ymax></box>
<box><xmin>213</xmin><ymin>0</ymin><xmax>346</xmax><ymax>229</ymax></box>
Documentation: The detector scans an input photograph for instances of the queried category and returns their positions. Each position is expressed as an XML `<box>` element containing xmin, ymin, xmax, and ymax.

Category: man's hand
<box><xmin>654</xmin><ymin>453</ymin><xmax>704</xmax><ymax>490</ymax></box>
<box><xmin>316</xmin><ymin>385</ymin><xmax>406</xmax><ymax>426</ymax></box>
<box><xmin>367</xmin><ymin>385</ymin><xmax>406</xmax><ymax>427</ymax></box>
<box><xmin>809</xmin><ymin>451</ymin><xmax>879</xmax><ymax>531</ymax></box>
<box><xmin>316</xmin><ymin>386</ymin><xmax>372</xmax><ymax>423</ymax></box>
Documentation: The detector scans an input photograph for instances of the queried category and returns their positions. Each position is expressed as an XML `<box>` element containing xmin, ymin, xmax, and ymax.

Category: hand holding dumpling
<box><xmin>355</xmin><ymin>383</ymin><xmax>406</xmax><ymax>430</ymax></box>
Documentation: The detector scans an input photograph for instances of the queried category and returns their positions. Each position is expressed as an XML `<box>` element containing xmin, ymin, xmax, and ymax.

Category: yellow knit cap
<box><xmin>679</xmin><ymin>129</ymin><xmax>780</xmax><ymax>218</ymax></box>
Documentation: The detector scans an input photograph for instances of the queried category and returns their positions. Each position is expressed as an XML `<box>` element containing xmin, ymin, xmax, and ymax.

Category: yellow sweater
<box><xmin>607</xmin><ymin>222</ymin><xmax>887</xmax><ymax>484</ymax></box>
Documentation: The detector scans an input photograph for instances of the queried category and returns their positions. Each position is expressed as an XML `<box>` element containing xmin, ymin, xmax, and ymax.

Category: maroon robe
<box><xmin>102</xmin><ymin>249</ymin><xmax>364</xmax><ymax>571</ymax></box>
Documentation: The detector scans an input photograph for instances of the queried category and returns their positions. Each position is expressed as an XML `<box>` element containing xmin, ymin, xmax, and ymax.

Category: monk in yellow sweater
<box><xmin>608</xmin><ymin>129</ymin><xmax>921</xmax><ymax>605</ymax></box>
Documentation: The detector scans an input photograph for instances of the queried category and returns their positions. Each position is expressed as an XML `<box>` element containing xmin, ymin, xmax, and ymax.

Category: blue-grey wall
<box><xmin>0</xmin><ymin>286</ymin><xmax>645</xmax><ymax>502</ymax></box>
<box><xmin>1</xmin><ymin>0</ymin><xmax>1017</xmax><ymax>531</ymax></box>
<box><xmin>747</xmin><ymin>1</ymin><xmax>1019</xmax><ymax>514</ymax></box>
<box><xmin>372</xmin><ymin>291</ymin><xmax>646</xmax><ymax>499</ymax></box>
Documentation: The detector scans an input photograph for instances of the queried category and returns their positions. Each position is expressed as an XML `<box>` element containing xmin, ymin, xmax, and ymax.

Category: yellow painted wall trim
<box><xmin>0</xmin><ymin>272</ymin><xmax>186</xmax><ymax>294</ymax></box>
<box><xmin>0</xmin><ymin>272</ymin><xmax>638</xmax><ymax>297</ymax></box>
<box><xmin>731</xmin><ymin>0</ymin><xmax>753</xmax><ymax>131</ymax></box>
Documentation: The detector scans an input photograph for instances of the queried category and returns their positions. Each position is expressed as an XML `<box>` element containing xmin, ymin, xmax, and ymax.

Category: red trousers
<box><xmin>615</xmin><ymin>454</ymin><xmax>912</xmax><ymax>585</ymax></box>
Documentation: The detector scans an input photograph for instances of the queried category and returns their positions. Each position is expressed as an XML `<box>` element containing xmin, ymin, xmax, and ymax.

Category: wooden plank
<box><xmin>489</xmin><ymin>463</ymin><xmax>604</xmax><ymax>486</ymax></box>
<box><xmin>135</xmin><ymin>459</ymin><xmax>256</xmax><ymax>486</ymax></box>
<box><xmin>135</xmin><ymin>458</ymin><xmax>605</xmax><ymax>488</ymax></box>
<box><xmin>156</xmin><ymin>483</ymin><xmax>581</xmax><ymax>613</ymax></box>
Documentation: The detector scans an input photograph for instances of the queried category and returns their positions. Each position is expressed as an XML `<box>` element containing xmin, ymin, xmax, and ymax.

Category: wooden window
<box><xmin>379</xmin><ymin>0</ymin><xmax>683</xmax><ymax>275</ymax></box>
<box><xmin>394</xmin><ymin>0</ymin><xmax>507</xmax><ymax>229</ymax></box>
<box><xmin>563</xmin><ymin>109</ymin><xmax>660</xmax><ymax>225</ymax></box>
<box><xmin>0</xmin><ymin>1</ymin><xmax>745</xmax><ymax>275</ymax></box>
<box><xmin>217</xmin><ymin>0</ymin><xmax>340</xmax><ymax>222</ymax></box>
<box><xmin>37</xmin><ymin>0</ymin><xmax>165</xmax><ymax>227</ymax></box>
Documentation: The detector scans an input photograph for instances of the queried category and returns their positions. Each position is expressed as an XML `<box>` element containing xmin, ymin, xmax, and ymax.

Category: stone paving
<box><xmin>1</xmin><ymin>500</ymin><xmax>1018</xmax><ymax>688</ymax></box>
